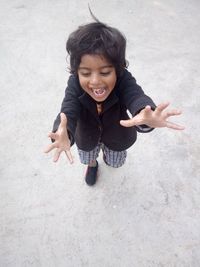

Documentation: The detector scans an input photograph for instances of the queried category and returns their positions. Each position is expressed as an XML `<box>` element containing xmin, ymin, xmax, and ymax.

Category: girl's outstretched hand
<box><xmin>44</xmin><ymin>113</ymin><xmax>73</xmax><ymax>163</ymax></box>
<box><xmin>120</xmin><ymin>102</ymin><xmax>185</xmax><ymax>130</ymax></box>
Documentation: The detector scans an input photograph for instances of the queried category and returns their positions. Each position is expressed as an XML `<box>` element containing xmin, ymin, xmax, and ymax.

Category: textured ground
<box><xmin>0</xmin><ymin>0</ymin><xmax>200</xmax><ymax>266</ymax></box>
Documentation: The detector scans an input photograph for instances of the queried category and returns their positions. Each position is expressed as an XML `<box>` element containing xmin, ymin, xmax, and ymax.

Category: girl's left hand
<box><xmin>120</xmin><ymin>102</ymin><xmax>185</xmax><ymax>130</ymax></box>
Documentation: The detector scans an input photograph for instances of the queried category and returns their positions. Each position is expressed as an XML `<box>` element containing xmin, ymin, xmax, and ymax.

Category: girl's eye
<box><xmin>100</xmin><ymin>72</ymin><xmax>111</xmax><ymax>76</ymax></box>
<box><xmin>80</xmin><ymin>73</ymin><xmax>91</xmax><ymax>77</ymax></box>
<box><xmin>79</xmin><ymin>70</ymin><xmax>112</xmax><ymax>77</ymax></box>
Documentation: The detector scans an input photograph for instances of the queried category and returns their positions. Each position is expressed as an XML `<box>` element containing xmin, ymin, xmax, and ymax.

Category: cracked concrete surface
<box><xmin>0</xmin><ymin>0</ymin><xmax>200</xmax><ymax>266</ymax></box>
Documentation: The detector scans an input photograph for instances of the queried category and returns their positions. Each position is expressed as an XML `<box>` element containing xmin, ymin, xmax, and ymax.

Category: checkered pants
<box><xmin>77</xmin><ymin>143</ymin><xmax>127</xmax><ymax>168</ymax></box>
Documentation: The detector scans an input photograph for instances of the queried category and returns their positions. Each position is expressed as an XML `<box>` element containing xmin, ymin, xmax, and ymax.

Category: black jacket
<box><xmin>53</xmin><ymin>69</ymin><xmax>156</xmax><ymax>151</ymax></box>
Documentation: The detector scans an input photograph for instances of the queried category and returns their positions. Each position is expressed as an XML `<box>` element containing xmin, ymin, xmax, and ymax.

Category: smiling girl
<box><xmin>44</xmin><ymin>21</ymin><xmax>184</xmax><ymax>186</ymax></box>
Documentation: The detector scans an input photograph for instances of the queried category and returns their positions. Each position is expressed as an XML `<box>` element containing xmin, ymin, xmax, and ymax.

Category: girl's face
<box><xmin>78</xmin><ymin>54</ymin><xmax>117</xmax><ymax>102</ymax></box>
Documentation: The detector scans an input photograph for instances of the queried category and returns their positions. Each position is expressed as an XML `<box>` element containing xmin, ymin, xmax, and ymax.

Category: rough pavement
<box><xmin>0</xmin><ymin>0</ymin><xmax>200</xmax><ymax>266</ymax></box>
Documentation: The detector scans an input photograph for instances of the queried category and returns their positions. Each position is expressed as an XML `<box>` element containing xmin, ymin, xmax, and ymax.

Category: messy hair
<box><xmin>66</xmin><ymin>19</ymin><xmax>128</xmax><ymax>76</ymax></box>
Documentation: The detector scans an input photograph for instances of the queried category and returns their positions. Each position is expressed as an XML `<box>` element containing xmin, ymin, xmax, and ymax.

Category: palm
<box><xmin>44</xmin><ymin>113</ymin><xmax>73</xmax><ymax>163</ymax></box>
<box><xmin>120</xmin><ymin>102</ymin><xmax>185</xmax><ymax>130</ymax></box>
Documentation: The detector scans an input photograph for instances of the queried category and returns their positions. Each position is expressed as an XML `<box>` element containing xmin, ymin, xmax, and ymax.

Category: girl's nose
<box><xmin>89</xmin><ymin>73</ymin><xmax>100</xmax><ymax>86</ymax></box>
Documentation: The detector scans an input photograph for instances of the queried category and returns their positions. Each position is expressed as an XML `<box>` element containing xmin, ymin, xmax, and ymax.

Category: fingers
<box><xmin>120</xmin><ymin>118</ymin><xmax>136</xmax><ymax>127</ymax></box>
<box><xmin>165</xmin><ymin>121</ymin><xmax>185</xmax><ymax>130</ymax></box>
<box><xmin>144</xmin><ymin>105</ymin><xmax>151</xmax><ymax>111</ymax></box>
<box><xmin>48</xmin><ymin>132</ymin><xmax>57</xmax><ymax>140</ymax></box>
<box><xmin>60</xmin><ymin>112</ymin><xmax>67</xmax><ymax>127</ymax></box>
<box><xmin>143</xmin><ymin>105</ymin><xmax>152</xmax><ymax>116</ymax></box>
<box><xmin>53</xmin><ymin>150</ymin><xmax>73</xmax><ymax>163</ymax></box>
<box><xmin>53</xmin><ymin>149</ymin><xmax>61</xmax><ymax>162</ymax></box>
<box><xmin>44</xmin><ymin>143</ymin><xmax>56</xmax><ymax>153</ymax></box>
<box><xmin>46</xmin><ymin>146</ymin><xmax>74</xmax><ymax>164</ymax></box>
<box><xmin>164</xmin><ymin>109</ymin><xmax>182</xmax><ymax>119</ymax></box>
<box><xmin>65</xmin><ymin>150</ymin><xmax>74</xmax><ymax>164</ymax></box>
<box><xmin>155</xmin><ymin>102</ymin><xmax>170</xmax><ymax>115</ymax></box>
<box><xmin>54</xmin><ymin>149</ymin><xmax>73</xmax><ymax>164</ymax></box>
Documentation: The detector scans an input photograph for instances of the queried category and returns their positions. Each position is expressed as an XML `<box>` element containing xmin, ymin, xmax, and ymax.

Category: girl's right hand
<box><xmin>44</xmin><ymin>113</ymin><xmax>73</xmax><ymax>164</ymax></box>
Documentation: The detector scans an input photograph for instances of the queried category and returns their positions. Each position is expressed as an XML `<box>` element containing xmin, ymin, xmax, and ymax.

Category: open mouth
<box><xmin>92</xmin><ymin>88</ymin><xmax>106</xmax><ymax>97</ymax></box>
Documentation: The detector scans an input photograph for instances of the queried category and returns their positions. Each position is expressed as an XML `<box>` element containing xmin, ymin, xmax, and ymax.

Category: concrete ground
<box><xmin>0</xmin><ymin>0</ymin><xmax>200</xmax><ymax>266</ymax></box>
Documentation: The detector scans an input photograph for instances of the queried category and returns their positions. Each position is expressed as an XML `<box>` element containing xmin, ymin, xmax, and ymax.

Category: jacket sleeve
<box><xmin>52</xmin><ymin>75</ymin><xmax>81</xmax><ymax>145</ymax></box>
<box><xmin>118</xmin><ymin>69</ymin><xmax>156</xmax><ymax>133</ymax></box>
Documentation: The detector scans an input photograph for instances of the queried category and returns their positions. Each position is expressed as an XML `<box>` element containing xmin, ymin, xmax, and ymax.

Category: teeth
<box><xmin>93</xmin><ymin>88</ymin><xmax>106</xmax><ymax>96</ymax></box>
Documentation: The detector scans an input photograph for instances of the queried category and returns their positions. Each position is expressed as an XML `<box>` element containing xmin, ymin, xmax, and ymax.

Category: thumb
<box><xmin>60</xmin><ymin>112</ymin><xmax>67</xmax><ymax>127</ymax></box>
<box><xmin>120</xmin><ymin>118</ymin><xmax>136</xmax><ymax>127</ymax></box>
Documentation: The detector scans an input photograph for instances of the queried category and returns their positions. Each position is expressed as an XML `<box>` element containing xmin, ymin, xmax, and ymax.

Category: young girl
<box><xmin>44</xmin><ymin>21</ymin><xmax>184</xmax><ymax>186</ymax></box>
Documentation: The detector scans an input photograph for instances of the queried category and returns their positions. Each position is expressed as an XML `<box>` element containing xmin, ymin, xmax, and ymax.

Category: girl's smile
<box><xmin>78</xmin><ymin>54</ymin><xmax>117</xmax><ymax>102</ymax></box>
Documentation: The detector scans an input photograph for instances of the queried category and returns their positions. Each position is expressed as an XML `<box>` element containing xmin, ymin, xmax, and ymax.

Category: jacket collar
<box><xmin>78</xmin><ymin>90</ymin><xmax>119</xmax><ymax>120</ymax></box>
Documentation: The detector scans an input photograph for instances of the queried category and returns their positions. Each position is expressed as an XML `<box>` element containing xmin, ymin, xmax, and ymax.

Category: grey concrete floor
<box><xmin>0</xmin><ymin>0</ymin><xmax>200</xmax><ymax>266</ymax></box>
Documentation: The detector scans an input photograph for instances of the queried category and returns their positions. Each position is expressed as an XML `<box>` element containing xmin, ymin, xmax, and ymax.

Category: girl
<box><xmin>44</xmin><ymin>21</ymin><xmax>184</xmax><ymax>186</ymax></box>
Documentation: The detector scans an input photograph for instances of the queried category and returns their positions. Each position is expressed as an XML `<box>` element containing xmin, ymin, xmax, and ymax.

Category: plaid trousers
<box><xmin>77</xmin><ymin>143</ymin><xmax>127</xmax><ymax>168</ymax></box>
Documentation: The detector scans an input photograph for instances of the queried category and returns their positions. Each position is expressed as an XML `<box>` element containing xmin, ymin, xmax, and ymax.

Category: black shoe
<box><xmin>85</xmin><ymin>161</ymin><xmax>98</xmax><ymax>186</ymax></box>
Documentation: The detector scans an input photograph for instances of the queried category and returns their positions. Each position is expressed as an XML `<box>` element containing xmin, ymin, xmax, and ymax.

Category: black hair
<box><xmin>66</xmin><ymin>19</ymin><xmax>128</xmax><ymax>76</ymax></box>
